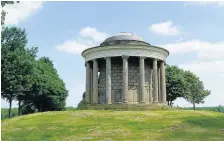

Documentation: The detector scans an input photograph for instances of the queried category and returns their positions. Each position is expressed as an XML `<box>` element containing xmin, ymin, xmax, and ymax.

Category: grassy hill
<box><xmin>1</xmin><ymin>110</ymin><xmax>224</xmax><ymax>141</ymax></box>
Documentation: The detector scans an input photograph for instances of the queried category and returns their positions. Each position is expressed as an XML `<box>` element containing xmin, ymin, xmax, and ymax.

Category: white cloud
<box><xmin>179</xmin><ymin>60</ymin><xmax>224</xmax><ymax>74</ymax></box>
<box><xmin>56</xmin><ymin>27</ymin><xmax>109</xmax><ymax>54</ymax></box>
<box><xmin>162</xmin><ymin>40</ymin><xmax>224</xmax><ymax>60</ymax></box>
<box><xmin>80</xmin><ymin>27</ymin><xmax>109</xmax><ymax>43</ymax></box>
<box><xmin>162</xmin><ymin>39</ymin><xmax>224</xmax><ymax>106</ymax></box>
<box><xmin>56</xmin><ymin>39</ymin><xmax>95</xmax><ymax>55</ymax></box>
<box><xmin>2</xmin><ymin>1</ymin><xmax>44</xmax><ymax>25</ymax></box>
<box><xmin>162</xmin><ymin>39</ymin><xmax>224</xmax><ymax>75</ymax></box>
<box><xmin>185</xmin><ymin>1</ymin><xmax>224</xmax><ymax>7</ymax></box>
<box><xmin>149</xmin><ymin>21</ymin><xmax>182</xmax><ymax>36</ymax></box>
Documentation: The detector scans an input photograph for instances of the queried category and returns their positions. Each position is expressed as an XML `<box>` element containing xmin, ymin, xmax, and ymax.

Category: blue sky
<box><xmin>1</xmin><ymin>1</ymin><xmax>224</xmax><ymax>108</ymax></box>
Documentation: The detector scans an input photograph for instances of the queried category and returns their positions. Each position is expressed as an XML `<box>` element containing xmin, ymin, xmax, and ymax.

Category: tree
<box><xmin>183</xmin><ymin>71</ymin><xmax>211</xmax><ymax>110</ymax></box>
<box><xmin>2</xmin><ymin>27</ymin><xmax>24</xmax><ymax>117</ymax></box>
<box><xmin>1</xmin><ymin>26</ymin><xmax>37</xmax><ymax>117</ymax></box>
<box><xmin>1</xmin><ymin>26</ymin><xmax>68</xmax><ymax>117</ymax></box>
<box><xmin>166</xmin><ymin>65</ymin><xmax>187</xmax><ymax>106</ymax></box>
<box><xmin>37</xmin><ymin>57</ymin><xmax>68</xmax><ymax>111</ymax></box>
<box><xmin>23</xmin><ymin>57</ymin><xmax>68</xmax><ymax>113</ymax></box>
<box><xmin>1</xmin><ymin>1</ymin><xmax>19</xmax><ymax>25</ymax></box>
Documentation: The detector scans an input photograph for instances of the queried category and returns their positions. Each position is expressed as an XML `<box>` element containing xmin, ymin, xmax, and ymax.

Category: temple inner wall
<box><xmin>98</xmin><ymin>57</ymin><xmax>153</xmax><ymax>104</ymax></box>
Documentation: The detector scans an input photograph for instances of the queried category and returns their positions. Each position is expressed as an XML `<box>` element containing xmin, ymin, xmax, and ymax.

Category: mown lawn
<box><xmin>1</xmin><ymin>110</ymin><xmax>224</xmax><ymax>141</ymax></box>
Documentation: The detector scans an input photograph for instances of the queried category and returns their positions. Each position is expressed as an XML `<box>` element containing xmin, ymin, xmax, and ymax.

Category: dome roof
<box><xmin>100</xmin><ymin>32</ymin><xmax>150</xmax><ymax>46</ymax></box>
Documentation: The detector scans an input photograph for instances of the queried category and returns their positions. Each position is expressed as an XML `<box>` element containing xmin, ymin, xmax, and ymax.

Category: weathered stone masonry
<box><xmin>98</xmin><ymin>57</ymin><xmax>152</xmax><ymax>104</ymax></box>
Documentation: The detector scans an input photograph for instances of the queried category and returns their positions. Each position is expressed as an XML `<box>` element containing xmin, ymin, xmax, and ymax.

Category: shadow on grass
<box><xmin>183</xmin><ymin>115</ymin><xmax>224</xmax><ymax>129</ymax></box>
<box><xmin>159</xmin><ymin>114</ymin><xmax>224</xmax><ymax>141</ymax></box>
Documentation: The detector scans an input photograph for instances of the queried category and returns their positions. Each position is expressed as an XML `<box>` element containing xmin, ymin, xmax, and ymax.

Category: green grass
<box><xmin>1</xmin><ymin>108</ymin><xmax>18</xmax><ymax>120</ymax></box>
<box><xmin>1</xmin><ymin>110</ymin><xmax>224</xmax><ymax>141</ymax></box>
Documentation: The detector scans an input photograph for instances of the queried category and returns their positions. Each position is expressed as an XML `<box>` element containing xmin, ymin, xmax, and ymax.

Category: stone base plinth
<box><xmin>78</xmin><ymin>103</ymin><xmax>169</xmax><ymax>111</ymax></box>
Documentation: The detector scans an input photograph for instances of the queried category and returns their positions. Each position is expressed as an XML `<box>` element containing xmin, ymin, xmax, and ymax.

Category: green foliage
<box><xmin>183</xmin><ymin>71</ymin><xmax>211</xmax><ymax>109</ymax></box>
<box><xmin>165</xmin><ymin>65</ymin><xmax>210</xmax><ymax>108</ymax></box>
<box><xmin>1</xmin><ymin>110</ymin><xmax>224</xmax><ymax>141</ymax></box>
<box><xmin>20</xmin><ymin>57</ymin><xmax>68</xmax><ymax>113</ymax></box>
<box><xmin>1</xmin><ymin>26</ymin><xmax>68</xmax><ymax>118</ymax></box>
<box><xmin>30</xmin><ymin>57</ymin><xmax>68</xmax><ymax>112</ymax></box>
<box><xmin>1</xmin><ymin>26</ymin><xmax>35</xmax><ymax>117</ymax></box>
<box><xmin>166</xmin><ymin>65</ymin><xmax>187</xmax><ymax>105</ymax></box>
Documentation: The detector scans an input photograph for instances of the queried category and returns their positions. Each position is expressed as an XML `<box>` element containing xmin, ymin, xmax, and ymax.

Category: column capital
<box><xmin>159</xmin><ymin>61</ymin><xmax>165</xmax><ymax>66</ymax></box>
<box><xmin>85</xmin><ymin>61</ymin><xmax>90</xmax><ymax>67</ymax></box>
<box><xmin>104</xmin><ymin>57</ymin><xmax>111</xmax><ymax>60</ymax></box>
<box><xmin>140</xmin><ymin>56</ymin><xmax>146</xmax><ymax>59</ymax></box>
<box><xmin>160</xmin><ymin>60</ymin><xmax>165</xmax><ymax>63</ymax></box>
<box><xmin>122</xmin><ymin>55</ymin><xmax>129</xmax><ymax>59</ymax></box>
<box><xmin>92</xmin><ymin>58</ymin><xmax>98</xmax><ymax>62</ymax></box>
<box><xmin>153</xmin><ymin>58</ymin><xmax>158</xmax><ymax>61</ymax></box>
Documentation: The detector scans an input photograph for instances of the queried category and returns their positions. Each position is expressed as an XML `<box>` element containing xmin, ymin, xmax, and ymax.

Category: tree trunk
<box><xmin>40</xmin><ymin>103</ymin><xmax>42</xmax><ymax>112</ymax></box>
<box><xmin>192</xmin><ymin>96</ymin><xmax>196</xmax><ymax>110</ymax></box>
<box><xmin>40</xmin><ymin>99</ymin><xmax>42</xmax><ymax>112</ymax></box>
<box><xmin>193</xmin><ymin>102</ymin><xmax>196</xmax><ymax>110</ymax></box>
<box><xmin>8</xmin><ymin>95</ymin><xmax>12</xmax><ymax>118</ymax></box>
<box><xmin>18</xmin><ymin>100</ymin><xmax>21</xmax><ymax>116</ymax></box>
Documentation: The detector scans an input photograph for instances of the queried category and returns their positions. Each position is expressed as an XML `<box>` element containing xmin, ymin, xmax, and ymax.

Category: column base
<box><xmin>78</xmin><ymin>103</ymin><xmax>170</xmax><ymax>110</ymax></box>
<box><xmin>139</xmin><ymin>101</ymin><xmax>146</xmax><ymax>103</ymax></box>
<box><xmin>161</xmin><ymin>101</ymin><xmax>168</xmax><ymax>105</ymax></box>
<box><xmin>123</xmin><ymin>101</ymin><xmax>128</xmax><ymax>103</ymax></box>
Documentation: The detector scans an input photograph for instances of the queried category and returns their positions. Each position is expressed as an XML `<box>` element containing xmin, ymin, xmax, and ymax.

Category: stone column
<box><xmin>149</xmin><ymin>65</ymin><xmax>153</xmax><ymax>104</ymax></box>
<box><xmin>157</xmin><ymin>65</ymin><xmax>161</xmax><ymax>102</ymax></box>
<box><xmin>90</xmin><ymin>67</ymin><xmax>93</xmax><ymax>103</ymax></box>
<box><xmin>85</xmin><ymin>62</ymin><xmax>91</xmax><ymax>103</ymax></box>
<box><xmin>139</xmin><ymin>56</ymin><xmax>146</xmax><ymax>103</ymax></box>
<box><xmin>92</xmin><ymin>59</ymin><xmax>98</xmax><ymax>104</ymax></box>
<box><xmin>153</xmin><ymin>59</ymin><xmax>158</xmax><ymax>103</ymax></box>
<box><xmin>105</xmin><ymin>57</ymin><xmax>112</xmax><ymax>104</ymax></box>
<box><xmin>122</xmin><ymin>55</ymin><xmax>129</xmax><ymax>103</ymax></box>
<box><xmin>160</xmin><ymin>61</ymin><xmax>167</xmax><ymax>103</ymax></box>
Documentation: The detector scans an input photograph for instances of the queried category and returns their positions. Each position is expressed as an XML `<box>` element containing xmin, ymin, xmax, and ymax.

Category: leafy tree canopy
<box><xmin>183</xmin><ymin>71</ymin><xmax>211</xmax><ymax>109</ymax></box>
<box><xmin>165</xmin><ymin>65</ymin><xmax>210</xmax><ymax>108</ymax></box>
<box><xmin>166</xmin><ymin>65</ymin><xmax>188</xmax><ymax>105</ymax></box>
<box><xmin>1</xmin><ymin>26</ymin><xmax>68</xmax><ymax>117</ymax></box>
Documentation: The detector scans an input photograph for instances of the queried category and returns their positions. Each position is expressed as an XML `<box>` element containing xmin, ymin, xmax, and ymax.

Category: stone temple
<box><xmin>82</xmin><ymin>32</ymin><xmax>169</xmax><ymax>106</ymax></box>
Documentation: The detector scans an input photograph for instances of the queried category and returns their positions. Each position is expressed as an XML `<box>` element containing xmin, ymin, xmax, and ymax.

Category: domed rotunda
<box><xmin>82</xmin><ymin>32</ymin><xmax>169</xmax><ymax>106</ymax></box>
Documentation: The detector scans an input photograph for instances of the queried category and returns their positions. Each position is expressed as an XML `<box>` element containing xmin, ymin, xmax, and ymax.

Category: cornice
<box><xmin>82</xmin><ymin>45</ymin><xmax>169</xmax><ymax>62</ymax></box>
